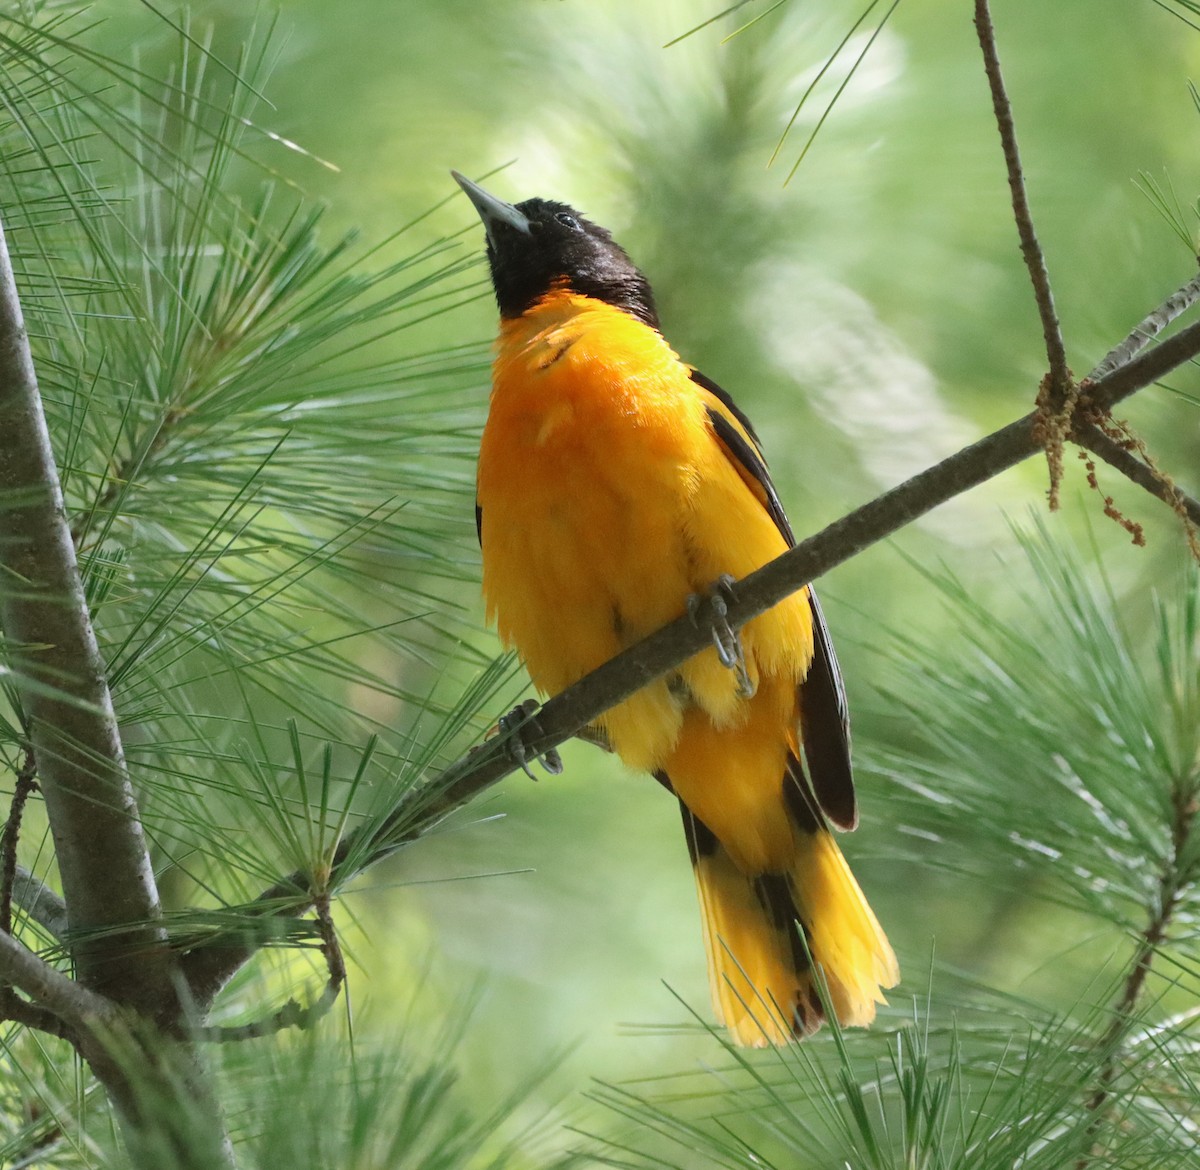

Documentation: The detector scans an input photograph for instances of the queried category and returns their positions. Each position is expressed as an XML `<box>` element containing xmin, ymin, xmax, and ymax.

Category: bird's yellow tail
<box><xmin>685</xmin><ymin>810</ymin><xmax>898</xmax><ymax>1047</ymax></box>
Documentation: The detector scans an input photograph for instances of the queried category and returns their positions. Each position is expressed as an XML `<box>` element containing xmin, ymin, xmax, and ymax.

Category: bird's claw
<box><xmin>688</xmin><ymin>575</ymin><xmax>756</xmax><ymax>699</ymax></box>
<box><xmin>498</xmin><ymin>698</ymin><xmax>564</xmax><ymax>779</ymax></box>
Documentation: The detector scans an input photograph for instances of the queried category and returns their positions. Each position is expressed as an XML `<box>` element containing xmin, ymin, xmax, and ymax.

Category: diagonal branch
<box><xmin>1090</xmin><ymin>269</ymin><xmax>1200</xmax><ymax>383</ymax></box>
<box><xmin>974</xmin><ymin>0</ymin><xmax>1070</xmax><ymax>398</ymax></box>
<box><xmin>1068</xmin><ymin>273</ymin><xmax>1200</xmax><ymax>543</ymax></box>
<box><xmin>0</xmin><ymin>929</ymin><xmax>117</xmax><ymax>1031</ymax></box>
<box><xmin>2</xmin><ymin>989</ymin><xmax>77</xmax><ymax>1042</ymax></box>
<box><xmin>1074</xmin><ymin>422</ymin><xmax>1200</xmax><ymax>530</ymax></box>
<box><xmin>182</xmin><ymin>308</ymin><xmax>1200</xmax><ymax>1009</ymax></box>
<box><xmin>0</xmin><ymin>215</ymin><xmax>176</xmax><ymax>1018</ymax></box>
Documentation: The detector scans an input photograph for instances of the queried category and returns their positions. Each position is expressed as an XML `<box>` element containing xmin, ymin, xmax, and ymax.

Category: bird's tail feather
<box><xmin>684</xmin><ymin>806</ymin><xmax>898</xmax><ymax>1047</ymax></box>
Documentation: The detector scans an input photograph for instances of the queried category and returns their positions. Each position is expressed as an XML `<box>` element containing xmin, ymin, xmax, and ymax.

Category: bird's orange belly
<box><xmin>479</xmin><ymin>393</ymin><xmax>695</xmax><ymax>700</ymax></box>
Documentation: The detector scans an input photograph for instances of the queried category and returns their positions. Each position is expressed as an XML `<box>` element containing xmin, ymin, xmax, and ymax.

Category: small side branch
<box><xmin>2</xmin><ymin>989</ymin><xmax>77</xmax><ymax>1042</ymax></box>
<box><xmin>1076</xmin><ymin>780</ymin><xmax>1199</xmax><ymax>1168</ymax></box>
<box><xmin>1066</xmin><ymin>271</ymin><xmax>1200</xmax><ymax>555</ymax></box>
<box><xmin>1</xmin><ymin>747</ymin><xmax>38</xmax><ymax>936</ymax></box>
<box><xmin>10</xmin><ymin>865</ymin><xmax>69</xmax><ymax>940</ymax></box>
<box><xmin>196</xmin><ymin>896</ymin><xmax>345</xmax><ymax>1042</ymax></box>
<box><xmin>1090</xmin><ymin>269</ymin><xmax>1200</xmax><ymax>383</ymax></box>
<box><xmin>200</xmin><ymin>983</ymin><xmax>341</xmax><ymax>1043</ymax></box>
<box><xmin>0</xmin><ymin>929</ymin><xmax>117</xmax><ymax>1031</ymax></box>
<box><xmin>1075</xmin><ymin>421</ymin><xmax>1200</xmax><ymax>537</ymax></box>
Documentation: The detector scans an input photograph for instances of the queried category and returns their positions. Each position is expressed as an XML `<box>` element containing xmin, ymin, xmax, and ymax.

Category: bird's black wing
<box><xmin>695</xmin><ymin>369</ymin><xmax>858</xmax><ymax>831</ymax></box>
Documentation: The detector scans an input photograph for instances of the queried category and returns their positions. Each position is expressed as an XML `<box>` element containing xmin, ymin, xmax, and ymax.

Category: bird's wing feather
<box><xmin>693</xmin><ymin>369</ymin><xmax>857</xmax><ymax>830</ymax></box>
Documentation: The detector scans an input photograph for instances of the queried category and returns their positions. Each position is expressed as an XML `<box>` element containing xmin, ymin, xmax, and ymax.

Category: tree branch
<box><xmin>0</xmin><ymin>924</ymin><xmax>239</xmax><ymax>1170</ymax></box>
<box><xmin>10</xmin><ymin>865</ymin><xmax>69</xmax><ymax>940</ymax></box>
<box><xmin>196</xmin><ymin>896</ymin><xmax>345</xmax><ymax>1043</ymax></box>
<box><xmin>182</xmin><ymin>306</ymin><xmax>1200</xmax><ymax>1009</ymax></box>
<box><xmin>1065</xmin><ymin>269</ymin><xmax>1200</xmax><ymax>535</ymax></box>
<box><xmin>0</xmin><ymin>929</ymin><xmax>117</xmax><ymax>1030</ymax></box>
<box><xmin>0</xmin><ymin>215</ymin><xmax>177</xmax><ymax>1018</ymax></box>
<box><xmin>1086</xmin><ymin>314</ymin><xmax>1200</xmax><ymax>405</ymax></box>
<box><xmin>974</xmin><ymin>0</ymin><xmax>1070</xmax><ymax>398</ymax></box>
<box><xmin>1090</xmin><ymin>269</ymin><xmax>1200</xmax><ymax>383</ymax></box>
<box><xmin>1075</xmin><ymin>778</ymin><xmax>1199</xmax><ymax>1168</ymax></box>
<box><xmin>1</xmin><ymin>988</ymin><xmax>76</xmax><ymax>1042</ymax></box>
<box><xmin>1</xmin><ymin>746</ymin><xmax>37</xmax><ymax>936</ymax></box>
<box><xmin>1074</xmin><ymin>422</ymin><xmax>1200</xmax><ymax>530</ymax></box>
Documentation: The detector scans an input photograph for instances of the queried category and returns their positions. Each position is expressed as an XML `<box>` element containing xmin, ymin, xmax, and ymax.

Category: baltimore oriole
<box><xmin>454</xmin><ymin>171</ymin><xmax>898</xmax><ymax>1046</ymax></box>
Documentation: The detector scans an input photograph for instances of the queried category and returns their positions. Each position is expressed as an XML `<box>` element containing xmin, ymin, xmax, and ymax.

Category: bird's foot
<box><xmin>687</xmin><ymin>574</ymin><xmax>756</xmax><ymax>699</ymax></box>
<box><xmin>497</xmin><ymin>698</ymin><xmax>564</xmax><ymax>779</ymax></box>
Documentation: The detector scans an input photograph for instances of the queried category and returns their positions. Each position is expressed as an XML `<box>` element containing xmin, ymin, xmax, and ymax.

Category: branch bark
<box><xmin>0</xmin><ymin>215</ymin><xmax>235</xmax><ymax>1167</ymax></box>
<box><xmin>1075</xmin><ymin>778</ymin><xmax>1199</xmax><ymax>1168</ymax></box>
<box><xmin>1074</xmin><ymin>423</ymin><xmax>1200</xmax><ymax>530</ymax></box>
<box><xmin>1090</xmin><ymin>269</ymin><xmax>1200</xmax><ymax>383</ymax></box>
<box><xmin>10</xmin><ymin>864</ymin><xmax>69</xmax><ymax>940</ymax></box>
<box><xmin>0</xmin><ymin>217</ymin><xmax>173</xmax><ymax>1015</ymax></box>
<box><xmin>1</xmin><ymin>746</ymin><xmax>37</xmax><ymax>936</ymax></box>
<box><xmin>0</xmin><ymin>926</ymin><xmax>236</xmax><ymax>1169</ymax></box>
<box><xmin>0</xmin><ymin>928</ymin><xmax>116</xmax><ymax>1031</ymax></box>
<box><xmin>182</xmin><ymin>309</ymin><xmax>1200</xmax><ymax>1009</ymax></box>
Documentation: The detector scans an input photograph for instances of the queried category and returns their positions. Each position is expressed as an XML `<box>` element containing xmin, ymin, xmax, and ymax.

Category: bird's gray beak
<box><xmin>451</xmin><ymin>171</ymin><xmax>532</xmax><ymax>245</ymax></box>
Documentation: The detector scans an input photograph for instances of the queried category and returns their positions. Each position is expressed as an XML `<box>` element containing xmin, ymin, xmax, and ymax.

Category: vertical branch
<box><xmin>1076</xmin><ymin>781</ymin><xmax>1199</xmax><ymax>1168</ymax></box>
<box><xmin>973</xmin><ymin>0</ymin><xmax>1070</xmax><ymax>397</ymax></box>
<box><xmin>0</xmin><ymin>216</ymin><xmax>173</xmax><ymax>1016</ymax></box>
<box><xmin>0</xmin><ymin>746</ymin><xmax>37</xmax><ymax>936</ymax></box>
<box><xmin>0</xmin><ymin>211</ymin><xmax>237</xmax><ymax>1169</ymax></box>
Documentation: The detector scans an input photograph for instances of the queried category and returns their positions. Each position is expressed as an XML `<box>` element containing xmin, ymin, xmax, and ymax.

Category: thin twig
<box><xmin>1075</xmin><ymin>780</ymin><xmax>1198</xmax><ymax>1168</ymax></box>
<box><xmin>199</xmin><ymin>984</ymin><xmax>342</xmax><ymax>1043</ymax></box>
<box><xmin>195</xmin><ymin>896</ymin><xmax>344</xmax><ymax>1042</ymax></box>
<box><xmin>974</xmin><ymin>0</ymin><xmax>1070</xmax><ymax>397</ymax></box>
<box><xmin>975</xmin><ymin>0</ymin><xmax>1080</xmax><ymax>512</ymax></box>
<box><xmin>314</xmin><ymin>893</ymin><xmax>346</xmax><ymax>1003</ymax></box>
<box><xmin>1074</xmin><ymin>421</ymin><xmax>1200</xmax><ymax>554</ymax></box>
<box><xmin>1090</xmin><ymin>269</ymin><xmax>1200</xmax><ymax>383</ymax></box>
<box><xmin>1</xmin><ymin>747</ymin><xmax>38</xmax><ymax>936</ymax></box>
<box><xmin>1067</xmin><ymin>272</ymin><xmax>1200</xmax><ymax>556</ymax></box>
<box><xmin>181</xmin><ymin>310</ymin><xmax>1200</xmax><ymax>1009</ymax></box>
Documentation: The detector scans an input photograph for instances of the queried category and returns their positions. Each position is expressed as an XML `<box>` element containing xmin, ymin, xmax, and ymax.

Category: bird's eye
<box><xmin>555</xmin><ymin>212</ymin><xmax>581</xmax><ymax>230</ymax></box>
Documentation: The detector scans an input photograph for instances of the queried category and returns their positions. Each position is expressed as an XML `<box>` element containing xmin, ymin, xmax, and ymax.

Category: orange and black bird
<box><xmin>454</xmin><ymin>171</ymin><xmax>898</xmax><ymax>1046</ymax></box>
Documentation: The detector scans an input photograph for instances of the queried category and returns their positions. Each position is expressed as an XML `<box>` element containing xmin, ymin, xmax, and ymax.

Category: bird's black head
<box><xmin>452</xmin><ymin>172</ymin><xmax>659</xmax><ymax>329</ymax></box>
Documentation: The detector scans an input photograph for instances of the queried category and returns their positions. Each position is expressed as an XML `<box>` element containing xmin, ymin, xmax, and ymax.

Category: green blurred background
<box><xmin>79</xmin><ymin>0</ymin><xmax>1200</xmax><ymax>1138</ymax></box>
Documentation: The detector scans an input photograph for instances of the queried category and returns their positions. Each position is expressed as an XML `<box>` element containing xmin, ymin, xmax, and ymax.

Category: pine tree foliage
<box><xmin>876</xmin><ymin>525</ymin><xmax>1200</xmax><ymax>934</ymax></box>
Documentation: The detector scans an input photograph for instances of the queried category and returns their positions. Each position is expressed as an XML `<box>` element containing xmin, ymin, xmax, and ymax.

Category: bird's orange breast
<box><xmin>478</xmin><ymin>291</ymin><xmax>812</xmax><ymax>772</ymax></box>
